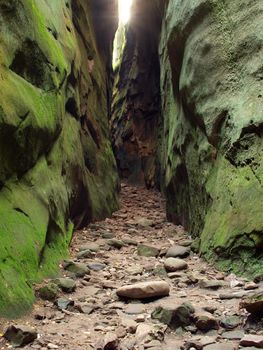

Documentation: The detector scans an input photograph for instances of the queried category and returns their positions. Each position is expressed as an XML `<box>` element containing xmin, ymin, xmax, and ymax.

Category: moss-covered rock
<box><xmin>159</xmin><ymin>0</ymin><xmax>263</xmax><ymax>277</ymax></box>
<box><xmin>0</xmin><ymin>0</ymin><xmax>118</xmax><ymax>317</ymax></box>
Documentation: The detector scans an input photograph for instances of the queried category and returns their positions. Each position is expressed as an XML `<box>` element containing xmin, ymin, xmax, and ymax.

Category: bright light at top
<box><xmin>118</xmin><ymin>0</ymin><xmax>133</xmax><ymax>24</ymax></box>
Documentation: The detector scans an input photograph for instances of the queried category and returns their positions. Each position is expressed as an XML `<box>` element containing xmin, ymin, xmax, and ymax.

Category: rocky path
<box><xmin>0</xmin><ymin>183</ymin><xmax>262</xmax><ymax>349</ymax></box>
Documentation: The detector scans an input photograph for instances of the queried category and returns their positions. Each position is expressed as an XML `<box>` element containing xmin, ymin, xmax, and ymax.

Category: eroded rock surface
<box><xmin>0</xmin><ymin>0</ymin><xmax>118</xmax><ymax>316</ymax></box>
<box><xmin>111</xmin><ymin>0</ymin><xmax>162</xmax><ymax>187</ymax></box>
<box><xmin>158</xmin><ymin>0</ymin><xmax>263</xmax><ymax>276</ymax></box>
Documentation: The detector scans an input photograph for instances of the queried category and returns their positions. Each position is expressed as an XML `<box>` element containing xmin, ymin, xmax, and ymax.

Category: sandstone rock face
<box><xmin>159</xmin><ymin>0</ymin><xmax>263</xmax><ymax>276</ymax></box>
<box><xmin>0</xmin><ymin>0</ymin><xmax>118</xmax><ymax>316</ymax></box>
<box><xmin>111</xmin><ymin>0</ymin><xmax>162</xmax><ymax>187</ymax></box>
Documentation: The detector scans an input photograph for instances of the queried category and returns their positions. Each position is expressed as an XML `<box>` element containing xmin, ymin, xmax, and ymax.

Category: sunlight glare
<box><xmin>118</xmin><ymin>0</ymin><xmax>133</xmax><ymax>24</ymax></box>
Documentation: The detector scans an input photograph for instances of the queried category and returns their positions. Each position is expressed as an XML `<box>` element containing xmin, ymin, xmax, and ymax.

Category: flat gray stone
<box><xmin>203</xmin><ymin>343</ymin><xmax>235</xmax><ymax>350</ymax></box>
<box><xmin>199</xmin><ymin>279</ymin><xmax>223</xmax><ymax>290</ymax></box>
<box><xmin>222</xmin><ymin>330</ymin><xmax>244</xmax><ymax>340</ymax></box>
<box><xmin>55</xmin><ymin>298</ymin><xmax>74</xmax><ymax>310</ymax></box>
<box><xmin>87</xmin><ymin>262</ymin><xmax>106</xmax><ymax>271</ymax></box>
<box><xmin>219</xmin><ymin>291</ymin><xmax>248</xmax><ymax>299</ymax></box>
<box><xmin>220</xmin><ymin>315</ymin><xmax>240</xmax><ymax>329</ymax></box>
<box><xmin>107</xmin><ymin>238</ymin><xmax>125</xmax><ymax>249</ymax></box>
<box><xmin>125</xmin><ymin>303</ymin><xmax>145</xmax><ymax>315</ymax></box>
<box><xmin>79</xmin><ymin>243</ymin><xmax>100</xmax><ymax>252</ymax></box>
<box><xmin>195</xmin><ymin>314</ymin><xmax>219</xmax><ymax>331</ymax></box>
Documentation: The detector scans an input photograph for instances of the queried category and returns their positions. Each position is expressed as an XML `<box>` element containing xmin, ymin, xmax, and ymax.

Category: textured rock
<box><xmin>107</xmin><ymin>238</ymin><xmax>125</xmax><ymax>249</ymax></box>
<box><xmin>203</xmin><ymin>344</ymin><xmax>235</xmax><ymax>350</ymax></box>
<box><xmin>220</xmin><ymin>315</ymin><xmax>240</xmax><ymax>329</ymax></box>
<box><xmin>4</xmin><ymin>324</ymin><xmax>37</xmax><ymax>347</ymax></box>
<box><xmin>159</xmin><ymin>0</ymin><xmax>263</xmax><ymax>277</ymax></box>
<box><xmin>222</xmin><ymin>330</ymin><xmax>244</xmax><ymax>340</ymax></box>
<box><xmin>137</xmin><ymin>244</ymin><xmax>160</xmax><ymax>257</ymax></box>
<box><xmin>87</xmin><ymin>262</ymin><xmax>106</xmax><ymax>271</ymax></box>
<box><xmin>77</xmin><ymin>249</ymin><xmax>94</xmax><ymax>259</ymax></box>
<box><xmin>63</xmin><ymin>261</ymin><xmax>90</xmax><ymax>278</ymax></box>
<box><xmin>240</xmin><ymin>292</ymin><xmax>263</xmax><ymax>315</ymax></box>
<box><xmin>0</xmin><ymin>0</ymin><xmax>118</xmax><ymax>316</ymax></box>
<box><xmin>166</xmin><ymin>245</ymin><xmax>190</xmax><ymax>258</ymax></box>
<box><xmin>54</xmin><ymin>278</ymin><xmax>76</xmax><ymax>293</ymax></box>
<box><xmin>38</xmin><ymin>283</ymin><xmax>60</xmax><ymax>301</ymax></box>
<box><xmin>116</xmin><ymin>281</ymin><xmax>170</xmax><ymax>299</ymax></box>
<box><xmin>164</xmin><ymin>258</ymin><xmax>188</xmax><ymax>272</ymax></box>
<box><xmin>55</xmin><ymin>298</ymin><xmax>74</xmax><ymax>311</ymax></box>
<box><xmin>111</xmin><ymin>0</ymin><xmax>161</xmax><ymax>187</ymax></box>
<box><xmin>240</xmin><ymin>335</ymin><xmax>263</xmax><ymax>348</ymax></box>
<box><xmin>195</xmin><ymin>314</ymin><xmax>220</xmax><ymax>332</ymax></box>
<box><xmin>80</xmin><ymin>243</ymin><xmax>100</xmax><ymax>253</ymax></box>
<box><xmin>151</xmin><ymin>302</ymin><xmax>195</xmax><ymax>328</ymax></box>
<box><xmin>199</xmin><ymin>279</ymin><xmax>223</xmax><ymax>290</ymax></box>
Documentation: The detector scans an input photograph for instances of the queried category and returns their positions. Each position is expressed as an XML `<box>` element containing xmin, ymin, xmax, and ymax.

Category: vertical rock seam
<box><xmin>111</xmin><ymin>0</ymin><xmax>162</xmax><ymax>188</ymax></box>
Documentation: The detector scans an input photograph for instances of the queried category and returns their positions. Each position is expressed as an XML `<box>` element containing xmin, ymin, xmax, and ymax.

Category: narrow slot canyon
<box><xmin>0</xmin><ymin>0</ymin><xmax>262</xmax><ymax>349</ymax></box>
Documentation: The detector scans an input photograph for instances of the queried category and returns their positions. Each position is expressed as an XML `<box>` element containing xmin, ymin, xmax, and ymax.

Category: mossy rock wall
<box><xmin>0</xmin><ymin>0</ymin><xmax>118</xmax><ymax>317</ymax></box>
<box><xmin>159</xmin><ymin>0</ymin><xmax>263</xmax><ymax>276</ymax></box>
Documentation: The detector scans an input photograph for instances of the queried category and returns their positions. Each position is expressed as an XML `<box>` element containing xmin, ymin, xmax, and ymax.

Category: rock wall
<box><xmin>111</xmin><ymin>0</ymin><xmax>162</xmax><ymax>188</ymax></box>
<box><xmin>0</xmin><ymin>0</ymin><xmax>118</xmax><ymax>317</ymax></box>
<box><xmin>159</xmin><ymin>0</ymin><xmax>263</xmax><ymax>276</ymax></box>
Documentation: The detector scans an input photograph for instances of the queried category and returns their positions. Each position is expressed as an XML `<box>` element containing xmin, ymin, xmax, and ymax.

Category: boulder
<box><xmin>117</xmin><ymin>281</ymin><xmax>170</xmax><ymax>299</ymax></box>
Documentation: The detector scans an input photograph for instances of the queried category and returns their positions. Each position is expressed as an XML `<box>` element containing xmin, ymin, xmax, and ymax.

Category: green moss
<box><xmin>0</xmin><ymin>0</ymin><xmax>119</xmax><ymax>318</ymax></box>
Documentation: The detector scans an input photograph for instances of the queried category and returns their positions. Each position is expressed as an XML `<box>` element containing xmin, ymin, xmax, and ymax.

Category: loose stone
<box><xmin>107</xmin><ymin>238</ymin><xmax>125</xmax><ymax>249</ymax></box>
<box><xmin>240</xmin><ymin>335</ymin><xmax>263</xmax><ymax>348</ymax></box>
<box><xmin>195</xmin><ymin>315</ymin><xmax>220</xmax><ymax>332</ymax></box>
<box><xmin>4</xmin><ymin>325</ymin><xmax>38</xmax><ymax>348</ymax></box>
<box><xmin>77</xmin><ymin>249</ymin><xmax>94</xmax><ymax>259</ymax></box>
<box><xmin>164</xmin><ymin>258</ymin><xmax>188</xmax><ymax>272</ymax></box>
<box><xmin>38</xmin><ymin>283</ymin><xmax>60</xmax><ymax>301</ymax></box>
<box><xmin>137</xmin><ymin>244</ymin><xmax>160</xmax><ymax>257</ymax></box>
<box><xmin>166</xmin><ymin>245</ymin><xmax>190</xmax><ymax>258</ymax></box>
<box><xmin>87</xmin><ymin>262</ymin><xmax>106</xmax><ymax>271</ymax></box>
<box><xmin>199</xmin><ymin>279</ymin><xmax>223</xmax><ymax>290</ymax></box>
<box><xmin>116</xmin><ymin>281</ymin><xmax>170</xmax><ymax>299</ymax></box>
<box><xmin>53</xmin><ymin>278</ymin><xmax>76</xmax><ymax>293</ymax></box>
<box><xmin>152</xmin><ymin>302</ymin><xmax>195</xmax><ymax>328</ymax></box>
<box><xmin>63</xmin><ymin>261</ymin><xmax>90</xmax><ymax>277</ymax></box>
